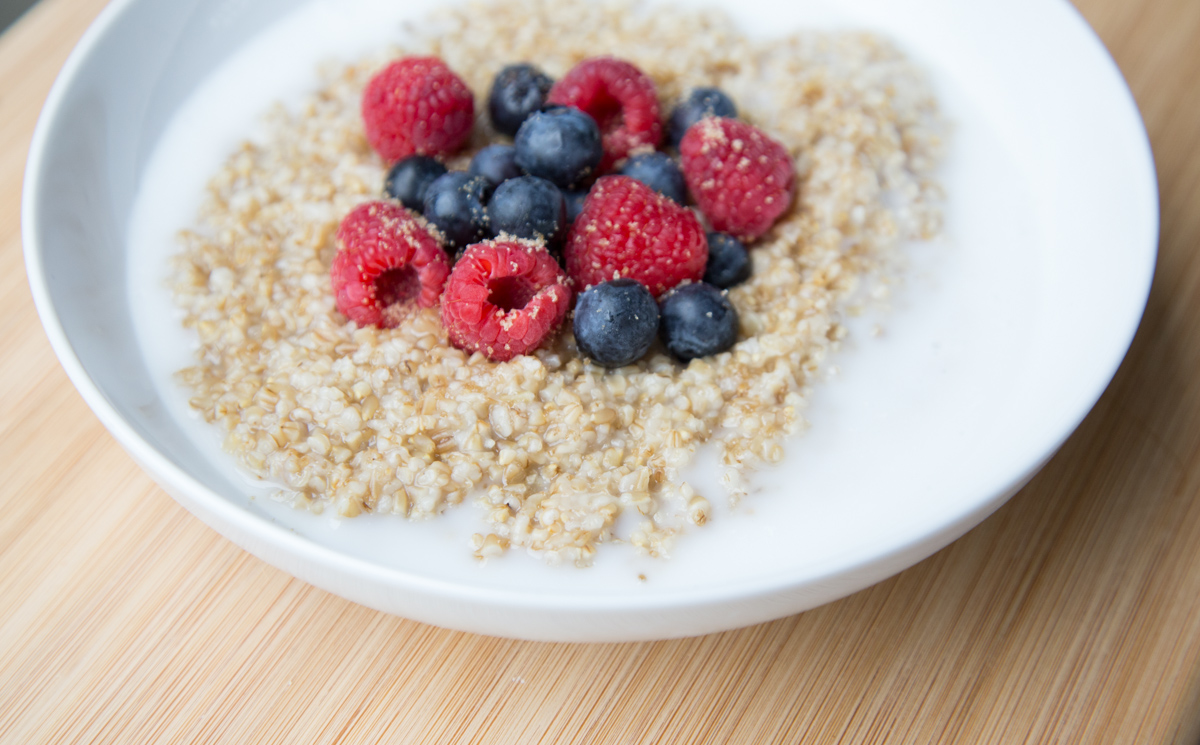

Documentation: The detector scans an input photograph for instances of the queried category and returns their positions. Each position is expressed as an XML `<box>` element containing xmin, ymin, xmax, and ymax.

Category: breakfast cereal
<box><xmin>172</xmin><ymin>0</ymin><xmax>944</xmax><ymax>565</ymax></box>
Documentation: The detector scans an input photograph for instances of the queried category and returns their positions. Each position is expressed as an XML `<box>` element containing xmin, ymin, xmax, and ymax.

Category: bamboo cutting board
<box><xmin>3</xmin><ymin>0</ymin><xmax>1200</xmax><ymax>741</ymax></box>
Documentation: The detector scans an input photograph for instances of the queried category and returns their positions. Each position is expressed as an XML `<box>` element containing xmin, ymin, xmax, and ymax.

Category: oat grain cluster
<box><xmin>172</xmin><ymin>0</ymin><xmax>945</xmax><ymax>565</ymax></box>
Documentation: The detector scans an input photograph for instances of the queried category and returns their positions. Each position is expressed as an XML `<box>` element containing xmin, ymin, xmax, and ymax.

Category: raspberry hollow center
<box><xmin>488</xmin><ymin>276</ymin><xmax>537</xmax><ymax>311</ymax></box>
<box><xmin>375</xmin><ymin>266</ymin><xmax>421</xmax><ymax>308</ymax></box>
<box><xmin>590</xmin><ymin>92</ymin><xmax>623</xmax><ymax>133</ymax></box>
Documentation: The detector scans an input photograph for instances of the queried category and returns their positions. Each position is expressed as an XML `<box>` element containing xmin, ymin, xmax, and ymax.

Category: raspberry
<box><xmin>441</xmin><ymin>239</ymin><xmax>572</xmax><ymax>361</ymax></box>
<box><xmin>362</xmin><ymin>57</ymin><xmax>475</xmax><ymax>162</ymax></box>
<box><xmin>547</xmin><ymin>57</ymin><xmax>662</xmax><ymax>172</ymax></box>
<box><xmin>564</xmin><ymin>175</ymin><xmax>706</xmax><ymax>297</ymax></box>
<box><xmin>330</xmin><ymin>201</ymin><xmax>450</xmax><ymax>328</ymax></box>
<box><xmin>680</xmin><ymin>117</ymin><xmax>795</xmax><ymax>242</ymax></box>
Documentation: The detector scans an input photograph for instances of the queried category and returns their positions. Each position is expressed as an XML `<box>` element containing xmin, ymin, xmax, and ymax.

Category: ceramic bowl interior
<box><xmin>24</xmin><ymin>0</ymin><xmax>1157</xmax><ymax>641</ymax></box>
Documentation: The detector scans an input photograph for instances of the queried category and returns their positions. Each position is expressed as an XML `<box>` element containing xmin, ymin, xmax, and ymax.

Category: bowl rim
<box><xmin>22</xmin><ymin>0</ymin><xmax>1159</xmax><ymax>621</ymax></box>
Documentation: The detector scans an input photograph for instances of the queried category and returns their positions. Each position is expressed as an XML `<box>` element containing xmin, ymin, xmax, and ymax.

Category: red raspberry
<box><xmin>331</xmin><ymin>201</ymin><xmax>450</xmax><ymax>328</ymax></box>
<box><xmin>547</xmin><ymin>57</ymin><xmax>662</xmax><ymax>172</ymax></box>
<box><xmin>564</xmin><ymin>175</ymin><xmax>707</xmax><ymax>297</ymax></box>
<box><xmin>680</xmin><ymin>117</ymin><xmax>795</xmax><ymax>242</ymax></box>
<box><xmin>441</xmin><ymin>239</ymin><xmax>572</xmax><ymax>362</ymax></box>
<box><xmin>362</xmin><ymin>57</ymin><xmax>475</xmax><ymax>162</ymax></box>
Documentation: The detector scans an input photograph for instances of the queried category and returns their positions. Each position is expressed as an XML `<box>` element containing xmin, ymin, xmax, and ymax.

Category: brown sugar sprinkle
<box><xmin>172</xmin><ymin>0</ymin><xmax>944</xmax><ymax>566</ymax></box>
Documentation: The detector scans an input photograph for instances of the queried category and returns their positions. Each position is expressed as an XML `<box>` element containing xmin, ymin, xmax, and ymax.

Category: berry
<box><xmin>547</xmin><ymin>56</ymin><xmax>662</xmax><ymax>172</ymax></box>
<box><xmin>488</xmin><ymin>176</ymin><xmax>567</xmax><ymax>246</ymax></box>
<box><xmin>362</xmin><ymin>57</ymin><xmax>475</xmax><ymax>162</ymax></box>
<box><xmin>658</xmin><ymin>282</ymin><xmax>739</xmax><ymax>361</ymax></box>
<box><xmin>562</xmin><ymin>189</ymin><xmax>588</xmax><ymax>224</ymax></box>
<box><xmin>488</xmin><ymin>63</ymin><xmax>555</xmax><ymax>137</ymax></box>
<box><xmin>703</xmin><ymin>232</ymin><xmax>751</xmax><ymax>288</ymax></box>
<box><xmin>573</xmin><ymin>278</ymin><xmax>659</xmax><ymax>368</ymax></box>
<box><xmin>680</xmin><ymin>117</ymin><xmax>795</xmax><ymax>242</ymax></box>
<box><xmin>514</xmin><ymin>108</ymin><xmax>603</xmax><ymax>189</ymax></box>
<box><xmin>384</xmin><ymin>155</ymin><xmax>447</xmax><ymax>210</ymax></box>
<box><xmin>564</xmin><ymin>175</ymin><xmax>707</xmax><ymax>297</ymax></box>
<box><xmin>330</xmin><ymin>201</ymin><xmax>450</xmax><ymax>328</ymax></box>
<box><xmin>667</xmin><ymin>87</ymin><xmax>738</xmax><ymax>148</ymax></box>
<box><xmin>422</xmin><ymin>172</ymin><xmax>491</xmax><ymax>251</ymax></box>
<box><xmin>469</xmin><ymin>144</ymin><xmax>523</xmax><ymax>190</ymax></box>
<box><xmin>441</xmin><ymin>239</ymin><xmax>572</xmax><ymax>361</ymax></box>
<box><xmin>616</xmin><ymin>152</ymin><xmax>686</xmax><ymax>204</ymax></box>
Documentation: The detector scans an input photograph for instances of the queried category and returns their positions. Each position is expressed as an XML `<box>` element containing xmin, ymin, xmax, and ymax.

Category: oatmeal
<box><xmin>172</xmin><ymin>0</ymin><xmax>944</xmax><ymax>565</ymax></box>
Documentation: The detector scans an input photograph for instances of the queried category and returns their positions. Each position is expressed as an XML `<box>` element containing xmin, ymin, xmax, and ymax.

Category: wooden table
<box><xmin>3</xmin><ymin>0</ymin><xmax>1199</xmax><ymax>741</ymax></box>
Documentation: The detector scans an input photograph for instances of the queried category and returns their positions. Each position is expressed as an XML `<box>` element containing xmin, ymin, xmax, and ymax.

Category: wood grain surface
<box><xmin>2</xmin><ymin>0</ymin><xmax>1199</xmax><ymax>742</ymax></box>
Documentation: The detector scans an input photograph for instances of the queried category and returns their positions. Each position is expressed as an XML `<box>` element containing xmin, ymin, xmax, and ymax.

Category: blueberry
<box><xmin>563</xmin><ymin>188</ymin><xmax>589</xmax><ymax>223</ymax></box>
<box><xmin>469</xmin><ymin>144</ymin><xmax>523</xmax><ymax>189</ymax></box>
<box><xmin>514</xmin><ymin>108</ymin><xmax>603</xmax><ymax>189</ymax></box>
<box><xmin>667</xmin><ymin>87</ymin><xmax>738</xmax><ymax>148</ymax></box>
<box><xmin>573</xmin><ymin>279</ymin><xmax>660</xmax><ymax>368</ymax></box>
<box><xmin>489</xmin><ymin>63</ymin><xmax>555</xmax><ymax>138</ymax></box>
<box><xmin>422</xmin><ymin>172</ymin><xmax>491</xmax><ymax>250</ymax></box>
<box><xmin>658</xmin><ymin>282</ymin><xmax>738</xmax><ymax>361</ymax></box>
<box><xmin>703</xmin><ymin>232</ymin><xmax>751</xmax><ymax>288</ymax></box>
<box><xmin>617</xmin><ymin>152</ymin><xmax>686</xmax><ymax>204</ymax></box>
<box><xmin>384</xmin><ymin>155</ymin><xmax>447</xmax><ymax>210</ymax></box>
<box><xmin>488</xmin><ymin>175</ymin><xmax>567</xmax><ymax>246</ymax></box>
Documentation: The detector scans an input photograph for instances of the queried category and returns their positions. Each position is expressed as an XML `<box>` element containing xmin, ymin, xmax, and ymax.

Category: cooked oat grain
<box><xmin>172</xmin><ymin>0</ymin><xmax>944</xmax><ymax>565</ymax></box>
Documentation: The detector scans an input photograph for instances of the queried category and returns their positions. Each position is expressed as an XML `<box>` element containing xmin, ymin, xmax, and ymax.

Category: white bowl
<box><xmin>24</xmin><ymin>0</ymin><xmax>1157</xmax><ymax>641</ymax></box>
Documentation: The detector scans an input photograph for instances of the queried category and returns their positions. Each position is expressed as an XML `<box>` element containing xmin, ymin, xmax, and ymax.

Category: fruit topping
<box><xmin>353</xmin><ymin>58</ymin><xmax>764</xmax><ymax>363</ymax></box>
<box><xmin>562</xmin><ymin>188</ymin><xmax>589</xmax><ymax>224</ymax></box>
<box><xmin>658</xmin><ymin>282</ymin><xmax>739</xmax><ymax>361</ymax></box>
<box><xmin>488</xmin><ymin>63</ymin><xmax>555</xmax><ymax>138</ymax></box>
<box><xmin>487</xmin><ymin>175</ymin><xmax>567</xmax><ymax>246</ymax></box>
<box><xmin>680</xmin><ymin>117</ymin><xmax>795</xmax><ymax>242</ymax></box>
<box><xmin>441</xmin><ymin>239</ymin><xmax>572</xmax><ymax>361</ymax></box>
<box><xmin>330</xmin><ymin>201</ymin><xmax>451</xmax><ymax>328</ymax></box>
<box><xmin>666</xmin><ymin>87</ymin><xmax>738</xmax><ymax>148</ymax></box>
<box><xmin>384</xmin><ymin>155</ymin><xmax>447</xmax><ymax>210</ymax></box>
<box><xmin>616</xmin><ymin>151</ymin><xmax>686</xmax><ymax>204</ymax></box>
<box><xmin>573</xmin><ymin>278</ymin><xmax>660</xmax><ymax>368</ymax></box>
<box><xmin>468</xmin><ymin>144</ymin><xmax>523</xmax><ymax>190</ymax></box>
<box><xmin>422</xmin><ymin>172</ymin><xmax>492</xmax><ymax>251</ymax></box>
<box><xmin>514</xmin><ymin>107</ymin><xmax>604</xmax><ymax>189</ymax></box>
<box><xmin>547</xmin><ymin>56</ymin><xmax>662</xmax><ymax>171</ymax></box>
<box><xmin>362</xmin><ymin>57</ymin><xmax>475</xmax><ymax>162</ymax></box>
<box><xmin>564</xmin><ymin>175</ymin><xmax>706</xmax><ymax>297</ymax></box>
<box><xmin>702</xmin><ymin>232</ymin><xmax>751</xmax><ymax>289</ymax></box>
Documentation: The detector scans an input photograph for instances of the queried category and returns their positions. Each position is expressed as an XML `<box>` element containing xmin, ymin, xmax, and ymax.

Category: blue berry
<box><xmin>489</xmin><ymin>63</ymin><xmax>555</xmax><ymax>138</ymax></box>
<box><xmin>488</xmin><ymin>175</ymin><xmax>567</xmax><ymax>246</ymax></box>
<box><xmin>573</xmin><ymin>278</ymin><xmax>660</xmax><ymax>368</ymax></box>
<box><xmin>514</xmin><ymin>108</ymin><xmax>603</xmax><ymax>189</ymax></box>
<box><xmin>658</xmin><ymin>282</ymin><xmax>738</xmax><ymax>361</ymax></box>
<box><xmin>667</xmin><ymin>87</ymin><xmax>738</xmax><ymax>148</ymax></box>
<box><xmin>469</xmin><ymin>144</ymin><xmax>523</xmax><ymax>189</ymax></box>
<box><xmin>616</xmin><ymin>152</ymin><xmax>686</xmax><ymax>204</ymax></box>
<box><xmin>384</xmin><ymin>155</ymin><xmax>447</xmax><ymax>210</ymax></box>
<box><xmin>703</xmin><ymin>232</ymin><xmax>751</xmax><ymax>288</ymax></box>
<box><xmin>422</xmin><ymin>172</ymin><xmax>491</xmax><ymax>250</ymax></box>
<box><xmin>563</xmin><ymin>188</ymin><xmax>589</xmax><ymax>223</ymax></box>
